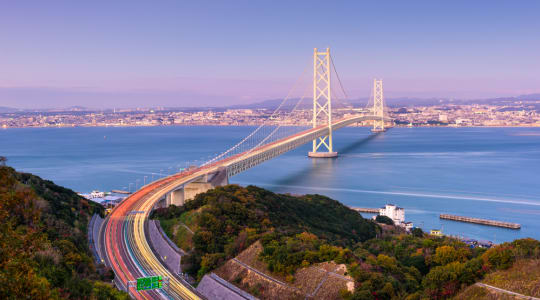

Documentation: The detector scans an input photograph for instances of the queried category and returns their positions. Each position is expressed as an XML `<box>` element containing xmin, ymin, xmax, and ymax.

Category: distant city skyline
<box><xmin>1</xmin><ymin>1</ymin><xmax>539</xmax><ymax>109</ymax></box>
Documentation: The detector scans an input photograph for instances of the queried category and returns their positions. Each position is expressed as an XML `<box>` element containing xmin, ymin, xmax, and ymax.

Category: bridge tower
<box><xmin>308</xmin><ymin>48</ymin><xmax>338</xmax><ymax>158</ymax></box>
<box><xmin>371</xmin><ymin>78</ymin><xmax>386</xmax><ymax>133</ymax></box>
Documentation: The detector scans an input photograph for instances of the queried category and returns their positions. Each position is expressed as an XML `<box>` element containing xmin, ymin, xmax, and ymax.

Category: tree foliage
<box><xmin>347</xmin><ymin>234</ymin><xmax>540</xmax><ymax>299</ymax></box>
<box><xmin>375</xmin><ymin>215</ymin><xmax>394</xmax><ymax>225</ymax></box>
<box><xmin>153</xmin><ymin>183</ymin><xmax>540</xmax><ymax>299</ymax></box>
<box><xmin>152</xmin><ymin>184</ymin><xmax>378</xmax><ymax>280</ymax></box>
<box><xmin>259</xmin><ymin>232</ymin><xmax>353</xmax><ymax>276</ymax></box>
<box><xmin>0</xmin><ymin>166</ymin><xmax>127</xmax><ymax>299</ymax></box>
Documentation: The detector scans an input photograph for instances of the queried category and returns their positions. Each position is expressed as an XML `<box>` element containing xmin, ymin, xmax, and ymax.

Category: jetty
<box><xmin>350</xmin><ymin>207</ymin><xmax>379</xmax><ymax>213</ymax></box>
<box><xmin>440</xmin><ymin>214</ymin><xmax>520</xmax><ymax>229</ymax></box>
<box><xmin>111</xmin><ymin>189</ymin><xmax>131</xmax><ymax>195</ymax></box>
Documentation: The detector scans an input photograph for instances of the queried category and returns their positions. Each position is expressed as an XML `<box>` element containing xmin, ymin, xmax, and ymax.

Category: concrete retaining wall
<box><xmin>197</xmin><ymin>273</ymin><xmax>258</xmax><ymax>300</ymax></box>
<box><xmin>88</xmin><ymin>214</ymin><xmax>104</xmax><ymax>263</ymax></box>
<box><xmin>147</xmin><ymin>220</ymin><xmax>183</xmax><ymax>274</ymax></box>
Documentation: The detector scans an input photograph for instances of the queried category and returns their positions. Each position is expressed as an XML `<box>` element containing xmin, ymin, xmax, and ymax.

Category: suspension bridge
<box><xmin>97</xmin><ymin>48</ymin><xmax>393</xmax><ymax>299</ymax></box>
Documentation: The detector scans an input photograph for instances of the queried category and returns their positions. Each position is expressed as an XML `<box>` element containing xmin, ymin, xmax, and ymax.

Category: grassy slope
<box><xmin>482</xmin><ymin>259</ymin><xmax>540</xmax><ymax>297</ymax></box>
<box><xmin>0</xmin><ymin>166</ymin><xmax>127</xmax><ymax>299</ymax></box>
<box><xmin>454</xmin><ymin>285</ymin><xmax>517</xmax><ymax>300</ymax></box>
<box><xmin>456</xmin><ymin>259</ymin><xmax>540</xmax><ymax>299</ymax></box>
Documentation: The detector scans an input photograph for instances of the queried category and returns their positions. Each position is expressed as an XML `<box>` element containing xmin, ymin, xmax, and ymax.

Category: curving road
<box><xmin>99</xmin><ymin>115</ymin><xmax>384</xmax><ymax>299</ymax></box>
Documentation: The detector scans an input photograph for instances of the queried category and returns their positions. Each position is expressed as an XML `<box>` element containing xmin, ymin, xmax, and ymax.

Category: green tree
<box><xmin>0</xmin><ymin>166</ymin><xmax>127</xmax><ymax>299</ymax></box>
<box><xmin>375</xmin><ymin>215</ymin><xmax>394</xmax><ymax>225</ymax></box>
<box><xmin>481</xmin><ymin>246</ymin><xmax>514</xmax><ymax>270</ymax></box>
<box><xmin>434</xmin><ymin>245</ymin><xmax>459</xmax><ymax>265</ymax></box>
<box><xmin>411</xmin><ymin>227</ymin><xmax>423</xmax><ymax>238</ymax></box>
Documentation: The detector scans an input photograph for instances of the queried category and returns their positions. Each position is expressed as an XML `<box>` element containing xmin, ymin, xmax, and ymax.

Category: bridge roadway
<box><xmin>100</xmin><ymin>114</ymin><xmax>385</xmax><ymax>299</ymax></box>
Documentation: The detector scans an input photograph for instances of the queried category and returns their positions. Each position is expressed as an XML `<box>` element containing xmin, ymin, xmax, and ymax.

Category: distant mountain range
<box><xmin>0</xmin><ymin>106</ymin><xmax>21</xmax><ymax>113</ymax></box>
<box><xmin>227</xmin><ymin>93</ymin><xmax>540</xmax><ymax>109</ymax></box>
<box><xmin>2</xmin><ymin>93</ymin><xmax>539</xmax><ymax>113</ymax></box>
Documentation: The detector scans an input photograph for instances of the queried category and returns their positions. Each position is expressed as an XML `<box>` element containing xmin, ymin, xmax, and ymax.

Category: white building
<box><xmin>403</xmin><ymin>222</ymin><xmax>414</xmax><ymax>231</ymax></box>
<box><xmin>439</xmin><ymin>114</ymin><xmax>448</xmax><ymax>122</ymax></box>
<box><xmin>90</xmin><ymin>190</ymin><xmax>106</xmax><ymax>198</ymax></box>
<box><xmin>379</xmin><ymin>204</ymin><xmax>405</xmax><ymax>225</ymax></box>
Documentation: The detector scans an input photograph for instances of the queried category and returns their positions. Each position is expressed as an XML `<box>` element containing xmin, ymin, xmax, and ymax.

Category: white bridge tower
<box><xmin>308</xmin><ymin>48</ymin><xmax>338</xmax><ymax>158</ymax></box>
<box><xmin>371</xmin><ymin>78</ymin><xmax>386</xmax><ymax>132</ymax></box>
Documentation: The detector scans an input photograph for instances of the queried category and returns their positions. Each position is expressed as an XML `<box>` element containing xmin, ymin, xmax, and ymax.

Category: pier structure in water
<box><xmin>440</xmin><ymin>214</ymin><xmax>521</xmax><ymax>229</ymax></box>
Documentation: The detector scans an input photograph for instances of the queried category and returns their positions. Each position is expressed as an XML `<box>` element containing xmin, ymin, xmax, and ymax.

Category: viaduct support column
<box><xmin>162</xmin><ymin>167</ymin><xmax>229</xmax><ymax>208</ymax></box>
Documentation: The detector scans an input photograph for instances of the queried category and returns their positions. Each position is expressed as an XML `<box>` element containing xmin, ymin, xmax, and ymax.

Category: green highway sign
<box><xmin>136</xmin><ymin>275</ymin><xmax>163</xmax><ymax>291</ymax></box>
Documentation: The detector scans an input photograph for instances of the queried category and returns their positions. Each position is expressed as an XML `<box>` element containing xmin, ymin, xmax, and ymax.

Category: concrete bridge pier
<box><xmin>160</xmin><ymin>167</ymin><xmax>229</xmax><ymax>208</ymax></box>
<box><xmin>165</xmin><ymin>188</ymin><xmax>186</xmax><ymax>206</ymax></box>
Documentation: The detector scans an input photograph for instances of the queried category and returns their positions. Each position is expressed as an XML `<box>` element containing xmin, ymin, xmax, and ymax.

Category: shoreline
<box><xmin>2</xmin><ymin>124</ymin><xmax>540</xmax><ymax>130</ymax></box>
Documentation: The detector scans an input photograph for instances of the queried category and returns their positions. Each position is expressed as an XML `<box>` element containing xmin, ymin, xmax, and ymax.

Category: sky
<box><xmin>1</xmin><ymin>1</ymin><xmax>539</xmax><ymax>109</ymax></box>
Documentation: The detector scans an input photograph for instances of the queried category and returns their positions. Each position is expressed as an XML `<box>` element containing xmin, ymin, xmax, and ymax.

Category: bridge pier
<box><xmin>308</xmin><ymin>151</ymin><xmax>337</xmax><ymax>158</ymax></box>
<box><xmin>166</xmin><ymin>188</ymin><xmax>185</xmax><ymax>206</ymax></box>
<box><xmin>161</xmin><ymin>167</ymin><xmax>229</xmax><ymax>208</ymax></box>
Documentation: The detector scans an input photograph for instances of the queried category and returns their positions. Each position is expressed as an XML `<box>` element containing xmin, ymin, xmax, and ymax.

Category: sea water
<box><xmin>1</xmin><ymin>126</ymin><xmax>539</xmax><ymax>243</ymax></box>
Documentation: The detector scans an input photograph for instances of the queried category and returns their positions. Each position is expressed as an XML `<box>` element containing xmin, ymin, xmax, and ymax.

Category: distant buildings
<box><xmin>430</xmin><ymin>229</ymin><xmax>443</xmax><ymax>236</ymax></box>
<box><xmin>2</xmin><ymin>100</ymin><xmax>540</xmax><ymax>128</ymax></box>
<box><xmin>79</xmin><ymin>190</ymin><xmax>124</xmax><ymax>214</ymax></box>
<box><xmin>89</xmin><ymin>190</ymin><xmax>105</xmax><ymax>198</ymax></box>
<box><xmin>372</xmin><ymin>204</ymin><xmax>414</xmax><ymax>230</ymax></box>
<box><xmin>462</xmin><ymin>238</ymin><xmax>493</xmax><ymax>248</ymax></box>
<box><xmin>379</xmin><ymin>204</ymin><xmax>405</xmax><ymax>225</ymax></box>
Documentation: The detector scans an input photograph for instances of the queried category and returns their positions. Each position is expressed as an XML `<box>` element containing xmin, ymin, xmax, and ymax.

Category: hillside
<box><xmin>0</xmin><ymin>166</ymin><xmax>127</xmax><ymax>299</ymax></box>
<box><xmin>151</xmin><ymin>185</ymin><xmax>378</xmax><ymax>279</ymax></box>
<box><xmin>482</xmin><ymin>259</ymin><xmax>540</xmax><ymax>298</ymax></box>
<box><xmin>455</xmin><ymin>259</ymin><xmax>540</xmax><ymax>299</ymax></box>
<box><xmin>153</xmin><ymin>184</ymin><xmax>540</xmax><ymax>300</ymax></box>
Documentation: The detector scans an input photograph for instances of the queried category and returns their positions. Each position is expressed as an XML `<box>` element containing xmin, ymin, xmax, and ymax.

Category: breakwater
<box><xmin>440</xmin><ymin>214</ymin><xmax>521</xmax><ymax>229</ymax></box>
<box><xmin>111</xmin><ymin>189</ymin><xmax>131</xmax><ymax>194</ymax></box>
<box><xmin>350</xmin><ymin>207</ymin><xmax>379</xmax><ymax>213</ymax></box>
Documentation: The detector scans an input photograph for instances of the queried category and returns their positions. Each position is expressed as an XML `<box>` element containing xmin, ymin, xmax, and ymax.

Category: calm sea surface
<box><xmin>1</xmin><ymin>126</ymin><xmax>540</xmax><ymax>243</ymax></box>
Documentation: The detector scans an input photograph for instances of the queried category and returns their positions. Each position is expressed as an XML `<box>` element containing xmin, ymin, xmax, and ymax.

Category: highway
<box><xmin>100</xmin><ymin>115</ymin><xmax>383</xmax><ymax>299</ymax></box>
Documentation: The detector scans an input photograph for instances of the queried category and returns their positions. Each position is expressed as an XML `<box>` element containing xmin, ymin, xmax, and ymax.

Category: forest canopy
<box><xmin>0</xmin><ymin>166</ymin><xmax>127</xmax><ymax>299</ymax></box>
